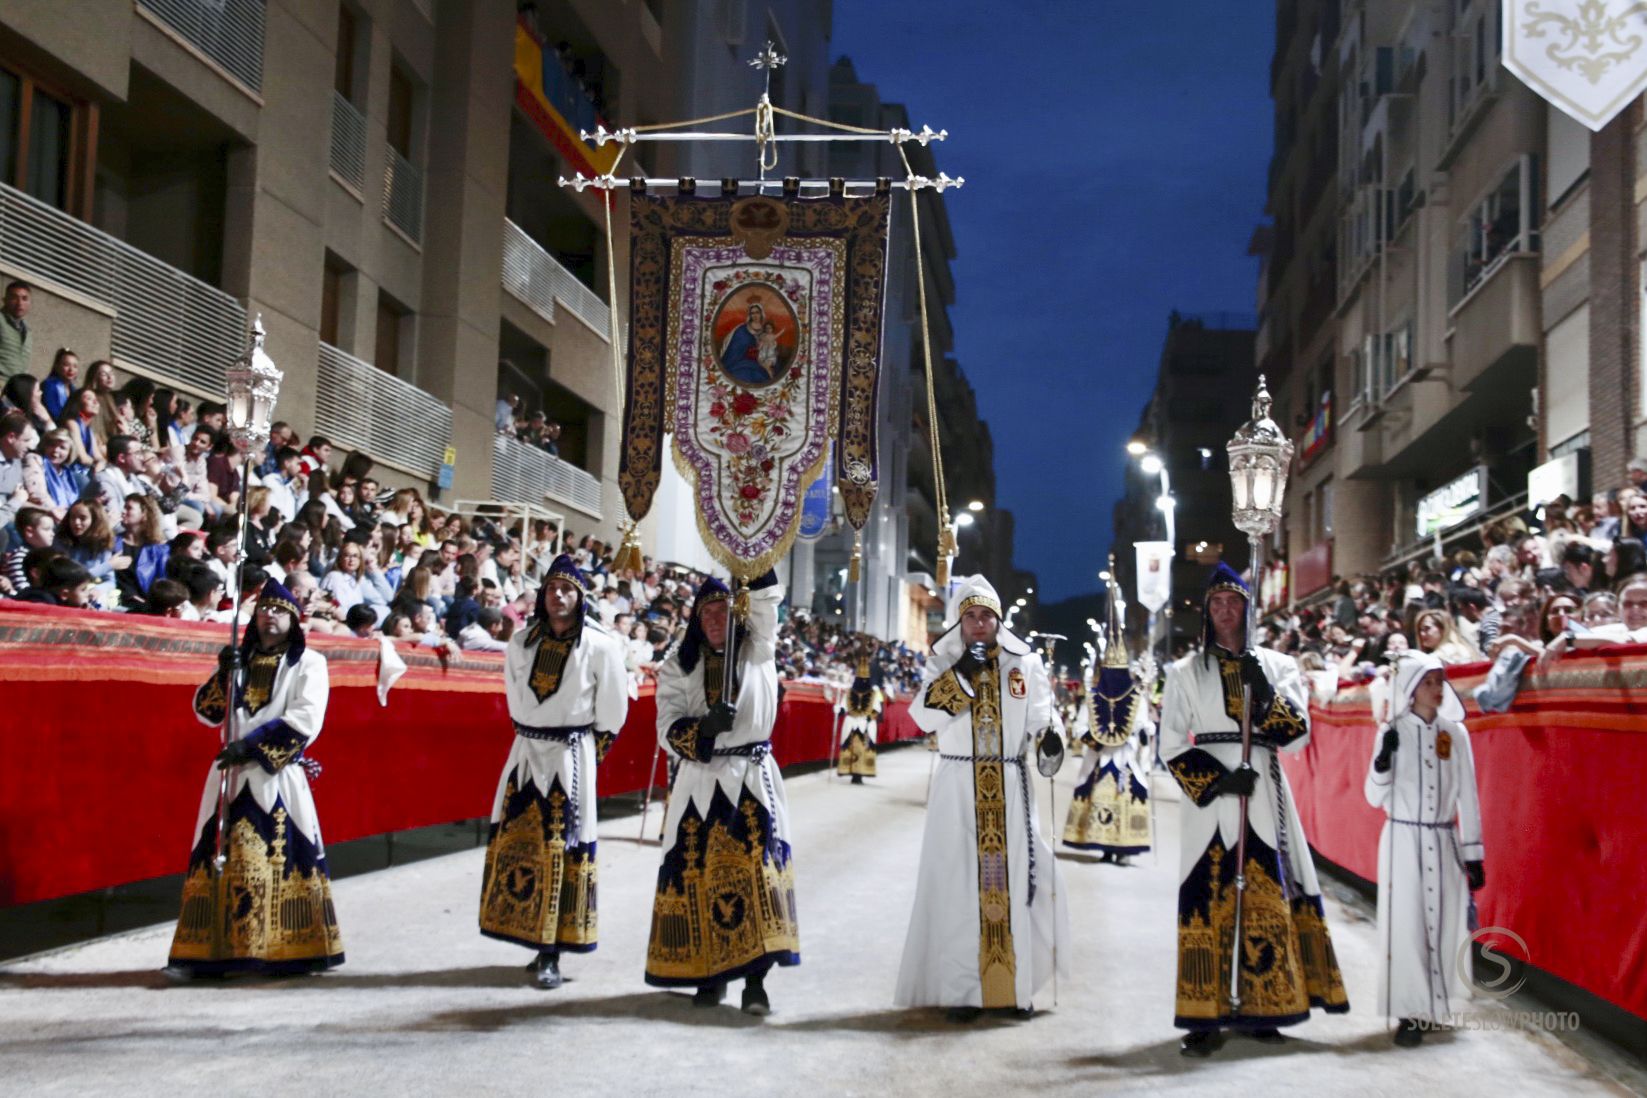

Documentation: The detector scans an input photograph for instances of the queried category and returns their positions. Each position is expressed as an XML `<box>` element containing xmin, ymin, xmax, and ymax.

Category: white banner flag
<box><xmin>1134</xmin><ymin>540</ymin><xmax>1173</xmax><ymax>614</ymax></box>
<box><xmin>1504</xmin><ymin>1</ymin><xmax>1647</xmax><ymax>131</ymax></box>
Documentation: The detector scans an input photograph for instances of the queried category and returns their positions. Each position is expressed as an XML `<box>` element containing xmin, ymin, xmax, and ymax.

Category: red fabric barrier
<box><xmin>0</xmin><ymin>604</ymin><xmax>918</xmax><ymax>907</ymax></box>
<box><xmin>1284</xmin><ymin>650</ymin><xmax>1647</xmax><ymax>1023</ymax></box>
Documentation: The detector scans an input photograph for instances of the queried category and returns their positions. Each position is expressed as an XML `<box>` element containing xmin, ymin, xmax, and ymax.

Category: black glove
<box><xmin>215</xmin><ymin>739</ymin><xmax>255</xmax><ymax>770</ymax></box>
<box><xmin>955</xmin><ymin>641</ymin><xmax>989</xmax><ymax>679</ymax></box>
<box><xmin>700</xmin><ymin>701</ymin><xmax>738</xmax><ymax>738</ymax></box>
<box><xmin>1239</xmin><ymin>651</ymin><xmax>1275</xmax><ymax>710</ymax></box>
<box><xmin>1208</xmin><ymin>764</ymin><xmax>1258</xmax><ymax>799</ymax></box>
<box><xmin>1373</xmin><ymin>728</ymin><xmax>1400</xmax><ymax>773</ymax></box>
<box><xmin>1465</xmin><ymin>860</ymin><xmax>1485</xmax><ymax>891</ymax></box>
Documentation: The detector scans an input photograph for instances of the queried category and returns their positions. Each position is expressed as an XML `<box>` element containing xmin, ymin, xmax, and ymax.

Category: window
<box><xmin>0</xmin><ymin>61</ymin><xmax>95</xmax><ymax>216</ymax></box>
<box><xmin>320</xmin><ymin>262</ymin><xmax>343</xmax><ymax>347</ymax></box>
<box><xmin>335</xmin><ymin>5</ymin><xmax>358</xmax><ymax>101</ymax></box>
<box><xmin>1451</xmin><ymin>156</ymin><xmax>1540</xmax><ymax>305</ymax></box>
<box><xmin>387</xmin><ymin>65</ymin><xmax>414</xmax><ymax>158</ymax></box>
<box><xmin>375</xmin><ymin>292</ymin><xmax>408</xmax><ymax>377</ymax></box>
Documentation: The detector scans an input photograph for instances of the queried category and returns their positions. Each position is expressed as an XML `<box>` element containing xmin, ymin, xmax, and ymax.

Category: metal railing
<box><xmin>492</xmin><ymin>433</ymin><xmax>603</xmax><ymax>519</ymax></box>
<box><xmin>315</xmin><ymin>342</ymin><xmax>451</xmax><ymax>478</ymax></box>
<box><xmin>138</xmin><ymin>0</ymin><xmax>265</xmax><ymax>93</ymax></box>
<box><xmin>0</xmin><ymin>181</ymin><xmax>245</xmax><ymax>396</ymax></box>
<box><xmin>329</xmin><ymin>91</ymin><xmax>367</xmax><ymax>193</ymax></box>
<box><xmin>499</xmin><ymin>218</ymin><xmax>609</xmax><ymax>338</ymax></box>
<box><xmin>382</xmin><ymin>147</ymin><xmax>424</xmax><ymax>243</ymax></box>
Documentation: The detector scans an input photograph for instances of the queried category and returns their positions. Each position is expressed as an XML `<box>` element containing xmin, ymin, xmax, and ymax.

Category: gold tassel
<box><xmin>935</xmin><ymin>521</ymin><xmax>958</xmax><ymax>588</ymax></box>
<box><xmin>849</xmin><ymin>531</ymin><xmax>862</xmax><ymax>583</ymax></box>
<box><xmin>612</xmin><ymin>520</ymin><xmax>644</xmax><ymax>574</ymax></box>
<box><xmin>936</xmin><ymin>555</ymin><xmax>949</xmax><ymax>588</ymax></box>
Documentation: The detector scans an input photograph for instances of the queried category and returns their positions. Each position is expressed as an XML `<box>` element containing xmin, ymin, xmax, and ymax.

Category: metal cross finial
<box><xmin>749</xmin><ymin>42</ymin><xmax>787</xmax><ymax>71</ymax></box>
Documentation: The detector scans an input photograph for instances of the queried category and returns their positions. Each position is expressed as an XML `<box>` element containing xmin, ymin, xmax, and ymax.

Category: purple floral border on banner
<box><xmin>672</xmin><ymin>242</ymin><xmax>839</xmax><ymax>563</ymax></box>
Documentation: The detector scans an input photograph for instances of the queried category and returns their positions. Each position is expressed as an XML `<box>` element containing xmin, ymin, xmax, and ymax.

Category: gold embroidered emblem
<box><xmin>1435</xmin><ymin>729</ymin><xmax>1452</xmax><ymax>760</ymax></box>
<box><xmin>527</xmin><ymin>634</ymin><xmax>575</xmax><ymax>702</ymax></box>
<box><xmin>241</xmin><ymin>650</ymin><xmax>283</xmax><ymax>714</ymax></box>
<box><xmin>480</xmin><ymin>784</ymin><xmax>598</xmax><ymax>949</ymax></box>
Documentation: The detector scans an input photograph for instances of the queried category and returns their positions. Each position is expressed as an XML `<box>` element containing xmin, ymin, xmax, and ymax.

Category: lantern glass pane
<box><xmin>1229</xmin><ymin>462</ymin><xmax>1250</xmax><ymax>510</ymax></box>
<box><xmin>1252</xmin><ymin>464</ymin><xmax>1275</xmax><ymax>512</ymax></box>
<box><xmin>227</xmin><ymin>388</ymin><xmax>252</xmax><ymax>431</ymax></box>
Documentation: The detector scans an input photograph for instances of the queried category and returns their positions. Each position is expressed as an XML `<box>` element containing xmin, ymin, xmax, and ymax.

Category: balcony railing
<box><xmin>382</xmin><ymin>147</ymin><xmax>423</xmax><ymax>244</ymax></box>
<box><xmin>329</xmin><ymin>92</ymin><xmax>367</xmax><ymax>193</ymax></box>
<box><xmin>499</xmin><ymin>219</ymin><xmax>610</xmax><ymax>339</ymax></box>
<box><xmin>315</xmin><ymin>342</ymin><xmax>451</xmax><ymax>478</ymax></box>
<box><xmin>492</xmin><ymin>433</ymin><xmax>603</xmax><ymax>519</ymax></box>
<box><xmin>0</xmin><ymin>181</ymin><xmax>245</xmax><ymax>396</ymax></box>
<box><xmin>138</xmin><ymin>0</ymin><xmax>265</xmax><ymax>93</ymax></box>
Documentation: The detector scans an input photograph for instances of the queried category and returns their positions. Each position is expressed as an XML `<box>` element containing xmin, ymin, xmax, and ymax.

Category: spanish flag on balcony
<box><xmin>513</xmin><ymin>22</ymin><xmax>622</xmax><ymax>179</ymax></box>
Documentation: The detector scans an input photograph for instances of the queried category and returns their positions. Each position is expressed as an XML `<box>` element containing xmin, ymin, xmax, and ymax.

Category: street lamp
<box><xmin>1221</xmin><ymin>373</ymin><xmax>1292</xmax><ymax>1016</ymax></box>
<box><xmin>1126</xmin><ymin>439</ymin><xmax>1148</xmax><ymax>456</ymax></box>
<box><xmin>967</xmin><ymin>499</ymin><xmax>985</xmax><ymax>512</ymax></box>
<box><xmin>954</xmin><ymin>511</ymin><xmax>976</xmax><ymax>529</ymax></box>
<box><xmin>212</xmin><ymin>315</ymin><xmax>284</xmax><ymax>876</ymax></box>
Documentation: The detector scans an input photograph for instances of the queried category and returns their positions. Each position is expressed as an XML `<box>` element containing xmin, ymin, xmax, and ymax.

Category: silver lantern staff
<box><xmin>1222</xmin><ymin>375</ymin><xmax>1293</xmax><ymax>1013</ymax></box>
<box><xmin>213</xmin><ymin>316</ymin><xmax>284</xmax><ymax>875</ymax></box>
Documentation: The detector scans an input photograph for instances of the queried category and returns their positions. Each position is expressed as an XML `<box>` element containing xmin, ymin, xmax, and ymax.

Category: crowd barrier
<box><xmin>0</xmin><ymin>603</ymin><xmax>921</xmax><ymax>908</ymax></box>
<box><xmin>1285</xmin><ymin>650</ymin><xmax>1647</xmax><ymax>1024</ymax></box>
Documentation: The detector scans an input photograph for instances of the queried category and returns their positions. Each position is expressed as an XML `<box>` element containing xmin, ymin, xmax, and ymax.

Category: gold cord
<box><xmin>897</xmin><ymin>144</ymin><xmax>953</xmax><ymax>581</ymax></box>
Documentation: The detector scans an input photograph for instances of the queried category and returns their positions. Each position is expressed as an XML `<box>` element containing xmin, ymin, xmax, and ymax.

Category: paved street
<box><xmin>1</xmin><ymin>747</ymin><xmax>1636</xmax><ymax>1097</ymax></box>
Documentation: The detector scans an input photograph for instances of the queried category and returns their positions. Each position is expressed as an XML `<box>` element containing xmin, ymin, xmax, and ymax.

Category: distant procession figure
<box><xmin>895</xmin><ymin>575</ymin><xmax>1069</xmax><ymax>1022</ymax></box>
<box><xmin>478</xmin><ymin>554</ymin><xmax>629</xmax><ymax>990</ymax></box>
<box><xmin>644</xmin><ymin>570</ymin><xmax>799</xmax><ymax>1016</ymax></box>
<box><xmin>1364</xmin><ymin>652</ymin><xmax>1486</xmax><ymax>1047</ymax></box>
<box><xmin>836</xmin><ymin>650</ymin><xmax>882</xmax><ymax>783</ymax></box>
<box><xmin>1063</xmin><ymin>636</ymin><xmax>1153</xmax><ymax>863</ymax></box>
<box><xmin>164</xmin><ymin>579</ymin><xmax>343</xmax><ymax>979</ymax></box>
<box><xmin>1161</xmin><ymin>562</ymin><xmax>1348</xmax><ymax>1056</ymax></box>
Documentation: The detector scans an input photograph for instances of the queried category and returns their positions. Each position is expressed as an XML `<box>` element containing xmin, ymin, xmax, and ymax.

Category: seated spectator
<box><xmin>1606</xmin><ymin>536</ymin><xmax>1647</xmax><ymax>589</ymax></box>
<box><xmin>94</xmin><ymin>389</ymin><xmax>136</xmax><ymax>457</ymax></box>
<box><xmin>15</xmin><ymin>555</ymin><xmax>92</xmax><ymax>607</ymax></box>
<box><xmin>458</xmin><ymin>606</ymin><xmax>509</xmax><ymax>652</ymax></box>
<box><xmin>321</xmin><ymin>537</ymin><xmax>393</xmax><ymax>623</ymax></box>
<box><xmin>268</xmin><ymin>538</ymin><xmax>307</xmax><ymax>584</ymax></box>
<box><xmin>60</xmin><ymin>387</ymin><xmax>101</xmax><ymax>471</ymax></box>
<box><xmin>445</xmin><ymin>575</ymin><xmax>481</xmax><ymax>639</ymax></box>
<box><xmin>145</xmin><ymin>577</ymin><xmax>189</xmax><ymax>617</ymax></box>
<box><xmin>344</xmin><ymin>603</ymin><xmax>378</xmax><ymax>639</ymax></box>
<box><xmin>31</xmin><ymin>428</ymin><xmax>79</xmax><ymax>514</ymax></box>
<box><xmin>176</xmin><ymin>561</ymin><xmax>225</xmax><ymax>622</ymax></box>
<box><xmin>2</xmin><ymin>507</ymin><xmax>57</xmax><ymax>595</ymax></box>
<box><xmin>2</xmin><ymin>373</ymin><xmax>51</xmax><ymax>435</ymax></box>
<box><xmin>56</xmin><ymin>499</ymin><xmax>127</xmax><ymax>583</ymax></box>
<box><xmin>40</xmin><ymin>348</ymin><xmax>78</xmax><ymax>422</ymax></box>
<box><xmin>1623</xmin><ymin>489</ymin><xmax>1647</xmax><ymax>539</ymax></box>
<box><xmin>298</xmin><ymin>435</ymin><xmax>333</xmax><ymax>478</ymax></box>
<box><xmin>1561</xmin><ymin>540</ymin><xmax>1600</xmax><ymax>596</ymax></box>
<box><xmin>114</xmin><ymin>493</ymin><xmax>170</xmax><ymax>608</ymax></box>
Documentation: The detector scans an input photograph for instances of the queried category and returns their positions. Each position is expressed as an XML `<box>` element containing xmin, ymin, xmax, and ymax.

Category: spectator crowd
<box><xmin>0</xmin><ymin>280</ymin><xmax>919</xmax><ymax>691</ymax></box>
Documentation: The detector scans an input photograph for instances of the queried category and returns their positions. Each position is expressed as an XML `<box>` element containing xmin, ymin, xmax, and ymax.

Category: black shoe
<box><xmin>1114</xmin><ymin>855</ymin><xmax>1132</xmax><ymax>867</ymax></box>
<box><xmin>741</xmin><ymin>977</ymin><xmax>770</xmax><ymax>1016</ymax></box>
<box><xmin>851</xmin><ymin>774</ymin><xmax>864</xmax><ymax>785</ymax></box>
<box><xmin>161</xmin><ymin>964</ymin><xmax>194</xmax><ymax>984</ymax></box>
<box><xmin>1393</xmin><ymin>1018</ymin><xmax>1424</xmax><ymax>1047</ymax></box>
<box><xmin>1013</xmin><ymin>1007</ymin><xmax>1035</xmax><ymax>1020</ymax></box>
<box><xmin>1180</xmin><ymin>1029</ymin><xmax>1221</xmax><ymax>1057</ymax></box>
<box><xmin>693</xmin><ymin>981</ymin><xmax>727</xmax><ymax>1007</ymax></box>
<box><xmin>532</xmin><ymin>952</ymin><xmax>562</xmax><ymax>990</ymax></box>
<box><xmin>1248</xmin><ymin>1027</ymin><xmax>1284</xmax><ymax>1045</ymax></box>
<box><xmin>945</xmin><ymin>1006</ymin><xmax>982</xmax><ymax>1024</ymax></box>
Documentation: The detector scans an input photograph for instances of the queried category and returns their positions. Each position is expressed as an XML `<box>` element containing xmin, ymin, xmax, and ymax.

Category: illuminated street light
<box><xmin>1140</xmin><ymin>453</ymin><xmax>1164</xmax><ymax>476</ymax></box>
<box><xmin>954</xmin><ymin>512</ymin><xmax>975</xmax><ymax>528</ymax></box>
<box><xmin>967</xmin><ymin>499</ymin><xmax>985</xmax><ymax>512</ymax></box>
<box><xmin>1126</xmin><ymin>439</ymin><xmax>1148</xmax><ymax>456</ymax></box>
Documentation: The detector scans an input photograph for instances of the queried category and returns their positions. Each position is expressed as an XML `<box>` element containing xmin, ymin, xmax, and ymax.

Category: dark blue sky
<box><xmin>832</xmin><ymin>0</ymin><xmax>1275</xmax><ymax>601</ymax></box>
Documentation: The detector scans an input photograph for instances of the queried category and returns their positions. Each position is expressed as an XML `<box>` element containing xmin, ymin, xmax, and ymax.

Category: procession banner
<box><xmin>798</xmin><ymin>443</ymin><xmax>833</xmax><ymax>541</ymax></box>
<box><xmin>1134</xmin><ymin>540</ymin><xmax>1173</xmax><ymax>613</ymax></box>
<box><xmin>622</xmin><ymin>183</ymin><xmax>892</xmax><ymax>579</ymax></box>
<box><xmin>1504</xmin><ymin>1</ymin><xmax>1647</xmax><ymax>131</ymax></box>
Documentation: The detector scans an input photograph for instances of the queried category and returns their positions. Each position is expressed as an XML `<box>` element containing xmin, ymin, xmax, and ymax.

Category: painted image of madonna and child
<box><xmin>712</xmin><ymin>286</ymin><xmax>799</xmax><ymax>388</ymax></box>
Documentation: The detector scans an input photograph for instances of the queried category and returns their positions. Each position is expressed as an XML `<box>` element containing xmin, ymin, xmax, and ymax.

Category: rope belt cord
<box><xmin>1390</xmin><ymin>818</ymin><xmax>1456</xmax><ymax>829</ymax></box>
<box><xmin>705</xmin><ymin>741</ymin><xmax>779</xmax><ymax>841</ymax></box>
<box><xmin>511</xmin><ymin>722</ymin><xmax>593</xmax><ymax>846</ymax></box>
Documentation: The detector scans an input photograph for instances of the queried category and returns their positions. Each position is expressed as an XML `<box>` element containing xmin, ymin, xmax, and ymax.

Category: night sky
<box><xmin>831</xmin><ymin>1</ymin><xmax>1275</xmax><ymax>601</ymax></box>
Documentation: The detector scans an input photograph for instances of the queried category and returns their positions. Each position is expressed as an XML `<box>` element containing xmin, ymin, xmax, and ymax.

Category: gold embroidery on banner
<box><xmin>969</xmin><ymin>660</ymin><xmax>1017</xmax><ymax>1009</ymax></box>
<box><xmin>169</xmin><ymin>808</ymin><xmax>343</xmax><ymax>966</ymax></box>
<box><xmin>527</xmin><ymin>634</ymin><xmax>575</xmax><ymax>702</ymax></box>
<box><xmin>1174</xmin><ymin>841</ymin><xmax>1348</xmax><ymax>1022</ymax></box>
<box><xmin>645</xmin><ymin>798</ymin><xmax>801</xmax><ymax>983</ymax></box>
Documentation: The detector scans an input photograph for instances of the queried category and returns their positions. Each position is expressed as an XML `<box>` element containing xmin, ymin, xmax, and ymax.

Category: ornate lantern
<box><xmin>225</xmin><ymin>314</ymin><xmax>283</xmax><ymax>453</ymax></box>
<box><xmin>1226</xmin><ymin>374</ymin><xmax>1293</xmax><ymax>541</ymax></box>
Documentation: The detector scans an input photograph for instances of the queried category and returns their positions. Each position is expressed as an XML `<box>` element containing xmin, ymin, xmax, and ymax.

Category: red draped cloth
<box><xmin>0</xmin><ymin>604</ymin><xmax>921</xmax><ymax>907</ymax></box>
